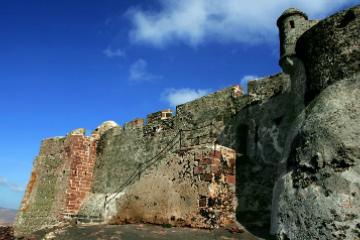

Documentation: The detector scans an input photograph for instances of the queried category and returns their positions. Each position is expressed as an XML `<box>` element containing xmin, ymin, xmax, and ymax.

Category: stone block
<box><xmin>78</xmin><ymin>219</ymin><xmax>91</xmax><ymax>224</ymax></box>
<box><xmin>199</xmin><ymin>158</ymin><xmax>214</xmax><ymax>165</ymax></box>
<box><xmin>91</xmin><ymin>219</ymin><xmax>104</xmax><ymax>223</ymax></box>
<box><xmin>199</xmin><ymin>196</ymin><xmax>207</xmax><ymax>207</ymax></box>
<box><xmin>201</xmin><ymin>174</ymin><xmax>213</xmax><ymax>181</ymax></box>
<box><xmin>193</xmin><ymin>166</ymin><xmax>203</xmax><ymax>175</ymax></box>
<box><xmin>226</xmin><ymin>175</ymin><xmax>235</xmax><ymax>184</ymax></box>
<box><xmin>228</xmin><ymin>158</ymin><xmax>236</xmax><ymax>168</ymax></box>
<box><xmin>194</xmin><ymin>152</ymin><xmax>203</xmax><ymax>161</ymax></box>
<box><xmin>210</xmin><ymin>165</ymin><xmax>218</xmax><ymax>174</ymax></box>
<box><xmin>211</xmin><ymin>150</ymin><xmax>222</xmax><ymax>159</ymax></box>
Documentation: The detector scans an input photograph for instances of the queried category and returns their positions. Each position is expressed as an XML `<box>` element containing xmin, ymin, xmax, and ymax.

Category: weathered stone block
<box><xmin>226</xmin><ymin>175</ymin><xmax>235</xmax><ymax>184</ymax></box>
<box><xmin>193</xmin><ymin>166</ymin><xmax>203</xmax><ymax>175</ymax></box>
<box><xmin>199</xmin><ymin>196</ymin><xmax>207</xmax><ymax>208</ymax></box>
<box><xmin>201</xmin><ymin>174</ymin><xmax>213</xmax><ymax>181</ymax></box>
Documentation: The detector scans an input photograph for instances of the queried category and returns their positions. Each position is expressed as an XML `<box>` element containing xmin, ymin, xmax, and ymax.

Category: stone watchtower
<box><xmin>277</xmin><ymin>8</ymin><xmax>318</xmax><ymax>73</ymax></box>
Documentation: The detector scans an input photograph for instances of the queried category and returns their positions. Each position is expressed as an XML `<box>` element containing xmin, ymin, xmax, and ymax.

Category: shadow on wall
<box><xmin>233</xmin><ymin>124</ymin><xmax>267</xmax><ymax>235</ymax></box>
<box><xmin>232</xmin><ymin>111</ymin><xmax>286</xmax><ymax>239</ymax></box>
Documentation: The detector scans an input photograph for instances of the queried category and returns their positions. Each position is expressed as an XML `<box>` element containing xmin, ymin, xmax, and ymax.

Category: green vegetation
<box><xmin>162</xmin><ymin>224</ymin><xmax>173</xmax><ymax>228</ymax></box>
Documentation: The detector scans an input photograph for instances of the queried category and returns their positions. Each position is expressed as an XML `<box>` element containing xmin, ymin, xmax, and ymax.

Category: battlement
<box><xmin>176</xmin><ymin>84</ymin><xmax>243</xmax><ymax>118</ymax></box>
<box><xmin>39</xmin><ymin>137</ymin><xmax>66</xmax><ymax>156</ymax></box>
<box><xmin>124</xmin><ymin>118</ymin><xmax>144</xmax><ymax>130</ymax></box>
<box><xmin>247</xmin><ymin>72</ymin><xmax>290</xmax><ymax>101</ymax></box>
<box><xmin>146</xmin><ymin>109</ymin><xmax>173</xmax><ymax>125</ymax></box>
<box><xmin>88</xmin><ymin>84</ymin><xmax>244</xmax><ymax>138</ymax></box>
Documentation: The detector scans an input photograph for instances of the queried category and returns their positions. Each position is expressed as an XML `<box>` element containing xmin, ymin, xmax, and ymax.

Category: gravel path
<box><xmin>22</xmin><ymin>223</ymin><xmax>269</xmax><ymax>240</ymax></box>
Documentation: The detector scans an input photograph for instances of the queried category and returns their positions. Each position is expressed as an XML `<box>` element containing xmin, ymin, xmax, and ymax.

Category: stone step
<box><xmin>63</xmin><ymin>214</ymin><xmax>104</xmax><ymax>225</ymax></box>
<box><xmin>77</xmin><ymin>218</ymin><xmax>104</xmax><ymax>224</ymax></box>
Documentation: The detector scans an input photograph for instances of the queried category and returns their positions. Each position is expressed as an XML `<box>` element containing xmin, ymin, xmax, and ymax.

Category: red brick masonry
<box><xmin>64</xmin><ymin>135</ymin><xmax>97</xmax><ymax>214</ymax></box>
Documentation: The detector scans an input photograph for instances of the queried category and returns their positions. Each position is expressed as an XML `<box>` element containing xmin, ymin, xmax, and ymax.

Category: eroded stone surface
<box><xmin>92</xmin><ymin>145</ymin><xmax>237</xmax><ymax>229</ymax></box>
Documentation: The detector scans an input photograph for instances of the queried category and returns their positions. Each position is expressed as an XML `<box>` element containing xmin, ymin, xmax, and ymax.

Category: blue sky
<box><xmin>0</xmin><ymin>0</ymin><xmax>357</xmax><ymax>210</ymax></box>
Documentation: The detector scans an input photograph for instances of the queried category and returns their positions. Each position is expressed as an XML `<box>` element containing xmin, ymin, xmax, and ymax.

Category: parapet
<box><xmin>39</xmin><ymin>136</ymin><xmax>66</xmax><ymax>156</ymax></box>
<box><xmin>176</xmin><ymin>85</ymin><xmax>243</xmax><ymax>118</ymax></box>
<box><xmin>247</xmin><ymin>73</ymin><xmax>290</xmax><ymax>102</ymax></box>
<box><xmin>146</xmin><ymin>109</ymin><xmax>173</xmax><ymax>126</ymax></box>
<box><xmin>124</xmin><ymin>118</ymin><xmax>144</xmax><ymax>130</ymax></box>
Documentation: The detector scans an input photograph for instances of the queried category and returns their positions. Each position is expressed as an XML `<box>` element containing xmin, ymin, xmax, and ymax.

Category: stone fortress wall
<box><xmin>13</xmin><ymin>84</ymin><xmax>246</xmax><ymax>236</ymax></box>
<box><xmin>14</xmin><ymin>5</ymin><xmax>360</xmax><ymax>239</ymax></box>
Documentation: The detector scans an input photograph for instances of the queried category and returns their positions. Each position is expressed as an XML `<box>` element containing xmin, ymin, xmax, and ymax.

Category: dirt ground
<box><xmin>21</xmin><ymin>222</ymin><xmax>272</xmax><ymax>240</ymax></box>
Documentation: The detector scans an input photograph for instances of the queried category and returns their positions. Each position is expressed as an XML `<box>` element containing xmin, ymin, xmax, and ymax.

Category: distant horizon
<box><xmin>1</xmin><ymin>0</ymin><xmax>358</xmax><ymax>210</ymax></box>
<box><xmin>0</xmin><ymin>206</ymin><xmax>18</xmax><ymax>211</ymax></box>
<box><xmin>0</xmin><ymin>207</ymin><xmax>17</xmax><ymax>225</ymax></box>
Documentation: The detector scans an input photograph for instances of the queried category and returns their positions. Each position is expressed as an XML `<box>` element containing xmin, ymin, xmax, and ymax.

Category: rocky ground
<box><xmin>0</xmin><ymin>226</ymin><xmax>15</xmax><ymax>240</ymax></box>
<box><xmin>18</xmin><ymin>222</ymin><xmax>271</xmax><ymax>240</ymax></box>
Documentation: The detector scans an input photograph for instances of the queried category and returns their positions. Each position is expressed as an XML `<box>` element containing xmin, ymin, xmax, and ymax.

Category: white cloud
<box><xmin>0</xmin><ymin>175</ymin><xmax>26</xmax><ymax>193</ymax></box>
<box><xmin>129</xmin><ymin>59</ymin><xmax>162</xmax><ymax>81</ymax></box>
<box><xmin>240</xmin><ymin>75</ymin><xmax>259</xmax><ymax>86</ymax></box>
<box><xmin>161</xmin><ymin>88</ymin><xmax>211</xmax><ymax>107</ymax></box>
<box><xmin>9</xmin><ymin>182</ymin><xmax>26</xmax><ymax>193</ymax></box>
<box><xmin>0</xmin><ymin>176</ymin><xmax>7</xmax><ymax>186</ymax></box>
<box><xmin>126</xmin><ymin>0</ymin><xmax>355</xmax><ymax>48</ymax></box>
<box><xmin>240</xmin><ymin>75</ymin><xmax>259</xmax><ymax>93</ymax></box>
<box><xmin>103</xmin><ymin>47</ymin><xmax>126</xmax><ymax>58</ymax></box>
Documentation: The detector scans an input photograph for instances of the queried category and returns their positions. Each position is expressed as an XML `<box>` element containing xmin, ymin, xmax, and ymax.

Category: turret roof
<box><xmin>277</xmin><ymin>8</ymin><xmax>308</xmax><ymax>27</ymax></box>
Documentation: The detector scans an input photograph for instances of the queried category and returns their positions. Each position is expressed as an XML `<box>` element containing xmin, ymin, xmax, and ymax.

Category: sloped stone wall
<box><xmin>14</xmin><ymin>132</ymin><xmax>97</xmax><ymax>237</ymax></box>
<box><xmin>271</xmin><ymin>70</ymin><xmax>360</xmax><ymax>239</ymax></box>
<box><xmin>270</xmin><ymin>6</ymin><xmax>360</xmax><ymax>239</ymax></box>
<box><xmin>14</xmin><ymin>137</ymin><xmax>68</xmax><ymax>236</ymax></box>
